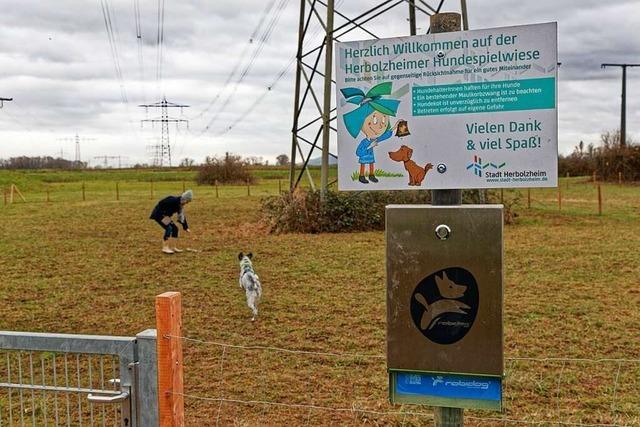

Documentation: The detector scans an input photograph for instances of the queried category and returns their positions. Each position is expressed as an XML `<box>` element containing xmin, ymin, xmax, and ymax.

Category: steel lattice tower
<box><xmin>288</xmin><ymin>0</ymin><xmax>467</xmax><ymax>193</ymax></box>
<box><xmin>140</xmin><ymin>97</ymin><xmax>189</xmax><ymax>167</ymax></box>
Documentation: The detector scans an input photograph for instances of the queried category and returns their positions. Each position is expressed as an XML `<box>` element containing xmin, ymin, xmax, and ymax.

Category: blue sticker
<box><xmin>395</xmin><ymin>372</ymin><xmax>501</xmax><ymax>401</ymax></box>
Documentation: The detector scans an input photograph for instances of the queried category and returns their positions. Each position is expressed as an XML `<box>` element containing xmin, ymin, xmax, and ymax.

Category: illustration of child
<box><xmin>341</xmin><ymin>82</ymin><xmax>402</xmax><ymax>184</ymax></box>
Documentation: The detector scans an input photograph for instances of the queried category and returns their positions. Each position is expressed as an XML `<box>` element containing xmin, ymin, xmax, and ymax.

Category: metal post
<box><xmin>409</xmin><ymin>0</ymin><xmax>417</xmax><ymax>35</ymax></box>
<box><xmin>621</xmin><ymin>65</ymin><xmax>626</xmax><ymax>146</ymax></box>
<box><xmin>136</xmin><ymin>329</ymin><xmax>159</xmax><ymax>427</ymax></box>
<box><xmin>320</xmin><ymin>0</ymin><xmax>335</xmax><ymax>197</ymax></box>
<box><xmin>290</xmin><ymin>0</ymin><xmax>306</xmax><ymax>192</ymax></box>
<box><xmin>460</xmin><ymin>0</ymin><xmax>469</xmax><ymax>30</ymax></box>
<box><xmin>430</xmin><ymin>12</ymin><xmax>464</xmax><ymax>427</ymax></box>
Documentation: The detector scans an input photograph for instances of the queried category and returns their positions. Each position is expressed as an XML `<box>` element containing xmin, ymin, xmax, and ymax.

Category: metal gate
<box><xmin>0</xmin><ymin>329</ymin><xmax>158</xmax><ymax>426</ymax></box>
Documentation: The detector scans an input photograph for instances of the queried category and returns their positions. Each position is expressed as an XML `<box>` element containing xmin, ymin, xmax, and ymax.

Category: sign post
<box><xmin>334</xmin><ymin>11</ymin><xmax>558</xmax><ymax>426</ymax></box>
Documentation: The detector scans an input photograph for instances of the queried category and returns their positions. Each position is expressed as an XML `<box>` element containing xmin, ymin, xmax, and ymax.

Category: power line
<box><xmin>155</xmin><ymin>0</ymin><xmax>166</xmax><ymax>89</ymax></box>
<box><xmin>98</xmin><ymin>0</ymin><xmax>128</xmax><ymax>103</ymax></box>
<box><xmin>133</xmin><ymin>0</ymin><xmax>146</xmax><ymax>103</ymax></box>
<box><xmin>189</xmin><ymin>0</ymin><xmax>278</xmax><ymax>121</ymax></box>
<box><xmin>197</xmin><ymin>0</ymin><xmax>292</xmax><ymax>136</ymax></box>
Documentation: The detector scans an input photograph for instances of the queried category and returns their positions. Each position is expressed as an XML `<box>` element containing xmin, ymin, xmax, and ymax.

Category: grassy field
<box><xmin>0</xmin><ymin>169</ymin><xmax>638</xmax><ymax>425</ymax></box>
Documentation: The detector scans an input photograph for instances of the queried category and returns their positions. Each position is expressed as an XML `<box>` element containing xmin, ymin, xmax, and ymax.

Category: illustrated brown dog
<box><xmin>388</xmin><ymin>145</ymin><xmax>433</xmax><ymax>186</ymax></box>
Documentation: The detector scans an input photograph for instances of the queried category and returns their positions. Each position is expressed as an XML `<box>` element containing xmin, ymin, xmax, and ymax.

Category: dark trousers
<box><xmin>153</xmin><ymin>217</ymin><xmax>179</xmax><ymax>241</ymax></box>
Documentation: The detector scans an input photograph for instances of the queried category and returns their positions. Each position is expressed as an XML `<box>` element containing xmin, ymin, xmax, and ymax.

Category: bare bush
<box><xmin>196</xmin><ymin>152</ymin><xmax>256</xmax><ymax>185</ymax></box>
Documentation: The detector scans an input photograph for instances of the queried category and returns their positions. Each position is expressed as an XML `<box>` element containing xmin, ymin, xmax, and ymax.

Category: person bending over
<box><xmin>150</xmin><ymin>189</ymin><xmax>192</xmax><ymax>254</ymax></box>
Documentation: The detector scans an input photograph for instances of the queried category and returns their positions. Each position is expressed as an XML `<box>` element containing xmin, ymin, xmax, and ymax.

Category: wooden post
<box><xmin>430</xmin><ymin>11</ymin><xmax>464</xmax><ymax>427</ymax></box>
<box><xmin>592</xmin><ymin>171</ymin><xmax>597</xmax><ymax>184</ymax></box>
<box><xmin>156</xmin><ymin>292</ymin><xmax>184</xmax><ymax>427</ymax></box>
<box><xmin>116</xmin><ymin>182</ymin><xmax>120</xmax><ymax>201</ymax></box>
<box><xmin>557</xmin><ymin>186</ymin><xmax>562</xmax><ymax>210</ymax></box>
<box><xmin>46</xmin><ymin>187</ymin><xmax>50</xmax><ymax>203</ymax></box>
<box><xmin>215</xmin><ymin>180</ymin><xmax>219</xmax><ymax>198</ymax></box>
<box><xmin>597</xmin><ymin>184</ymin><xmax>602</xmax><ymax>215</ymax></box>
<box><xmin>82</xmin><ymin>182</ymin><xmax>86</xmax><ymax>201</ymax></box>
<box><xmin>151</xmin><ymin>180</ymin><xmax>155</xmax><ymax>199</ymax></box>
<box><xmin>618</xmin><ymin>171</ymin><xmax>622</xmax><ymax>185</ymax></box>
<box><xmin>527</xmin><ymin>188</ymin><xmax>531</xmax><ymax>209</ymax></box>
<box><xmin>3</xmin><ymin>187</ymin><xmax>7</xmax><ymax>206</ymax></box>
<box><xmin>500</xmin><ymin>189</ymin><xmax>504</xmax><ymax>204</ymax></box>
<box><xmin>278</xmin><ymin>179</ymin><xmax>282</xmax><ymax>194</ymax></box>
<box><xmin>247</xmin><ymin>179</ymin><xmax>251</xmax><ymax>197</ymax></box>
<box><xmin>182</xmin><ymin>181</ymin><xmax>186</xmax><ymax>192</ymax></box>
<box><xmin>10</xmin><ymin>184</ymin><xmax>14</xmax><ymax>204</ymax></box>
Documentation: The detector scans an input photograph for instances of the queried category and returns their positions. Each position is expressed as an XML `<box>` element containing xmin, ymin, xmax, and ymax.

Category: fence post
<box><xmin>156</xmin><ymin>292</ymin><xmax>184</xmax><ymax>427</ymax></box>
<box><xmin>278</xmin><ymin>179</ymin><xmax>282</xmax><ymax>194</ymax></box>
<box><xmin>46</xmin><ymin>186</ymin><xmax>50</xmax><ymax>203</ymax></box>
<box><xmin>558</xmin><ymin>187</ymin><xmax>562</xmax><ymax>210</ymax></box>
<box><xmin>527</xmin><ymin>188</ymin><xmax>531</xmax><ymax>209</ymax></box>
<box><xmin>182</xmin><ymin>181</ymin><xmax>186</xmax><ymax>192</ymax></box>
<box><xmin>116</xmin><ymin>182</ymin><xmax>120</xmax><ymax>201</ymax></box>
<box><xmin>82</xmin><ymin>182</ymin><xmax>86</xmax><ymax>201</ymax></box>
<box><xmin>3</xmin><ymin>187</ymin><xmax>6</xmax><ymax>206</ymax></box>
<box><xmin>597</xmin><ymin>184</ymin><xmax>602</xmax><ymax>216</ymax></box>
<box><xmin>215</xmin><ymin>180</ymin><xmax>219</xmax><ymax>198</ymax></box>
<box><xmin>247</xmin><ymin>179</ymin><xmax>250</xmax><ymax>197</ymax></box>
<box><xmin>500</xmin><ymin>189</ymin><xmax>504</xmax><ymax>204</ymax></box>
<box><xmin>592</xmin><ymin>171</ymin><xmax>597</xmax><ymax>184</ymax></box>
<box><xmin>618</xmin><ymin>171</ymin><xmax>622</xmax><ymax>185</ymax></box>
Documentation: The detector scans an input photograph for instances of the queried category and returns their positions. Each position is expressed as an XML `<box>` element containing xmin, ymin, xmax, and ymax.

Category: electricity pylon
<box><xmin>139</xmin><ymin>97</ymin><xmax>189</xmax><ymax>167</ymax></box>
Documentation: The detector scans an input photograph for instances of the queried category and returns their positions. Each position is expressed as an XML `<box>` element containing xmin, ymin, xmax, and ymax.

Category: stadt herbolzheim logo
<box><xmin>410</xmin><ymin>267</ymin><xmax>479</xmax><ymax>345</ymax></box>
<box><xmin>466</xmin><ymin>155</ymin><xmax>506</xmax><ymax>177</ymax></box>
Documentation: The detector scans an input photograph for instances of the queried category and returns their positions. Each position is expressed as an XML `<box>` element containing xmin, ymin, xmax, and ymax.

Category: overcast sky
<box><xmin>0</xmin><ymin>0</ymin><xmax>638</xmax><ymax>167</ymax></box>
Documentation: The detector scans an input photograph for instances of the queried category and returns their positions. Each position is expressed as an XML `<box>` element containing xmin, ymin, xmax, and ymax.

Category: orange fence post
<box><xmin>156</xmin><ymin>292</ymin><xmax>184</xmax><ymax>427</ymax></box>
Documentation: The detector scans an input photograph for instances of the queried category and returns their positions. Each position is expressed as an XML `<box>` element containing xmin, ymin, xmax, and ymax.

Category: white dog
<box><xmin>238</xmin><ymin>252</ymin><xmax>262</xmax><ymax>321</ymax></box>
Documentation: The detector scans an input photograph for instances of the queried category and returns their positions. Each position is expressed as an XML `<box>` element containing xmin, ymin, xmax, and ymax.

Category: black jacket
<box><xmin>149</xmin><ymin>196</ymin><xmax>189</xmax><ymax>230</ymax></box>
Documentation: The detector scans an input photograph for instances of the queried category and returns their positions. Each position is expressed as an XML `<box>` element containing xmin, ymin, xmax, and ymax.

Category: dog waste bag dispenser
<box><xmin>386</xmin><ymin>205</ymin><xmax>503</xmax><ymax>410</ymax></box>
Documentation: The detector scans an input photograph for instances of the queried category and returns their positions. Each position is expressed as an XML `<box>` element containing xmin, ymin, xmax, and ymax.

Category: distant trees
<box><xmin>0</xmin><ymin>156</ymin><xmax>87</xmax><ymax>169</ymax></box>
<box><xmin>179</xmin><ymin>158</ymin><xmax>196</xmax><ymax>167</ymax></box>
<box><xmin>196</xmin><ymin>152</ymin><xmax>256</xmax><ymax>184</ymax></box>
<box><xmin>558</xmin><ymin>130</ymin><xmax>640</xmax><ymax>181</ymax></box>
<box><xmin>276</xmin><ymin>154</ymin><xmax>290</xmax><ymax>166</ymax></box>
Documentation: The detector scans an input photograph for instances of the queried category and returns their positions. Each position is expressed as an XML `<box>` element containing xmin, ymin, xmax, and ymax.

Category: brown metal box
<box><xmin>386</xmin><ymin>205</ymin><xmax>503</xmax><ymax>376</ymax></box>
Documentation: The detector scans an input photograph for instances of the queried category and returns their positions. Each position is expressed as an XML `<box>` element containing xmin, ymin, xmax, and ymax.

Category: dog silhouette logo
<box><xmin>410</xmin><ymin>267</ymin><xmax>479</xmax><ymax>345</ymax></box>
<box><xmin>432</xmin><ymin>376</ymin><xmax>444</xmax><ymax>387</ymax></box>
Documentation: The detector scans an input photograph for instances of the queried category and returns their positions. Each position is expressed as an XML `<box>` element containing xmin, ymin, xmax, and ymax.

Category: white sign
<box><xmin>335</xmin><ymin>22</ymin><xmax>558</xmax><ymax>190</ymax></box>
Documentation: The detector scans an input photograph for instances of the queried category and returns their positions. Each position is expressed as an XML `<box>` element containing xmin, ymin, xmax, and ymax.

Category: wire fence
<box><xmin>165</xmin><ymin>334</ymin><xmax>640</xmax><ymax>426</ymax></box>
